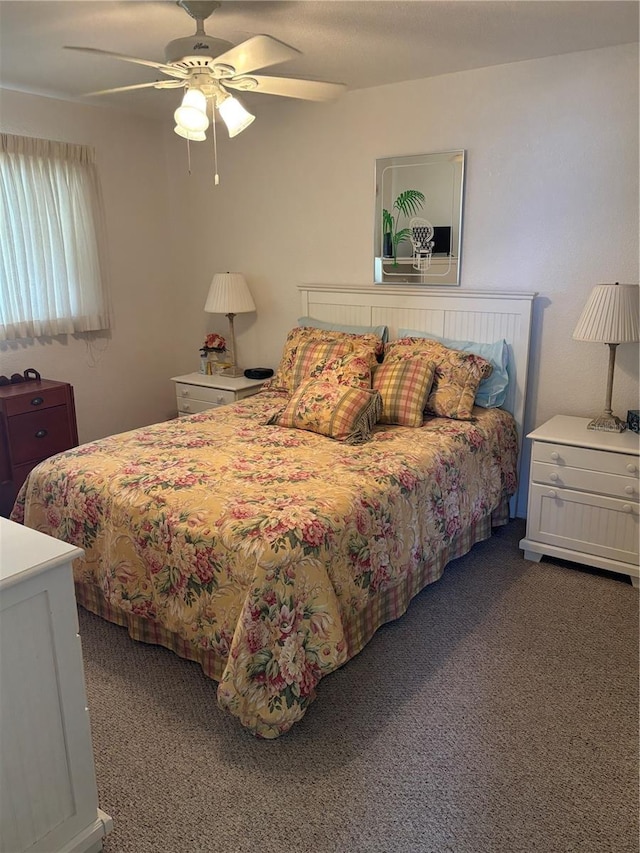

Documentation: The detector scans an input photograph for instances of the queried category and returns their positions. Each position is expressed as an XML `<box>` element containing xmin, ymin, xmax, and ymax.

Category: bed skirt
<box><xmin>74</xmin><ymin>496</ymin><xmax>510</xmax><ymax>686</ymax></box>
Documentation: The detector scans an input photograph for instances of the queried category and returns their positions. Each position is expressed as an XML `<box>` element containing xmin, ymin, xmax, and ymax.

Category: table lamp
<box><xmin>204</xmin><ymin>273</ymin><xmax>256</xmax><ymax>377</ymax></box>
<box><xmin>572</xmin><ymin>282</ymin><xmax>639</xmax><ymax>432</ymax></box>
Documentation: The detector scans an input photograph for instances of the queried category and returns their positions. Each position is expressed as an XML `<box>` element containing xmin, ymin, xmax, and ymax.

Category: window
<box><xmin>0</xmin><ymin>133</ymin><xmax>110</xmax><ymax>340</ymax></box>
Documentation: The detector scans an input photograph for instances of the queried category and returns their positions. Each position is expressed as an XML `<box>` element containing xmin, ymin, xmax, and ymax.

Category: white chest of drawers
<box><xmin>519</xmin><ymin>415</ymin><xmax>639</xmax><ymax>586</ymax></box>
<box><xmin>0</xmin><ymin>518</ymin><xmax>113</xmax><ymax>852</ymax></box>
<box><xmin>171</xmin><ymin>372</ymin><xmax>266</xmax><ymax>416</ymax></box>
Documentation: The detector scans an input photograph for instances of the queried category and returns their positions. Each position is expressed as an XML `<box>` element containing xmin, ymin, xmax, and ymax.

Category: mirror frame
<box><xmin>374</xmin><ymin>150</ymin><xmax>465</xmax><ymax>286</ymax></box>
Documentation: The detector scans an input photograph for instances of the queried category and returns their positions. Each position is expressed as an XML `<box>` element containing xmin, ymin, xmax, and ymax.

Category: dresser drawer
<box><xmin>11</xmin><ymin>461</ymin><xmax>38</xmax><ymax>491</ymax></box>
<box><xmin>3</xmin><ymin>385</ymin><xmax>69</xmax><ymax>417</ymax></box>
<box><xmin>532</xmin><ymin>441</ymin><xmax>639</xmax><ymax>477</ymax></box>
<box><xmin>531</xmin><ymin>460</ymin><xmax>639</xmax><ymax>501</ymax></box>
<box><xmin>7</xmin><ymin>406</ymin><xmax>75</xmax><ymax>465</ymax></box>
<box><xmin>175</xmin><ymin>384</ymin><xmax>237</xmax><ymax>406</ymax></box>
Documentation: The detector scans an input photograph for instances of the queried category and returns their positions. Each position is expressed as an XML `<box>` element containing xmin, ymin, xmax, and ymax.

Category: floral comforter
<box><xmin>13</xmin><ymin>390</ymin><xmax>517</xmax><ymax>738</ymax></box>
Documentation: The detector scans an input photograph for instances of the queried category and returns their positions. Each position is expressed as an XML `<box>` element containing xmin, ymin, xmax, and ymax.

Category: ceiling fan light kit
<box><xmin>217</xmin><ymin>94</ymin><xmax>255</xmax><ymax>138</ymax></box>
<box><xmin>173</xmin><ymin>124</ymin><xmax>207</xmax><ymax>142</ymax></box>
<box><xmin>65</xmin><ymin>0</ymin><xmax>345</xmax><ymax>181</ymax></box>
<box><xmin>174</xmin><ymin>87</ymin><xmax>210</xmax><ymax>132</ymax></box>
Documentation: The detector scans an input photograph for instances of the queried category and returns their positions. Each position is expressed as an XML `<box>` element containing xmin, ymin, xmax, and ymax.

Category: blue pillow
<box><xmin>398</xmin><ymin>329</ymin><xmax>509</xmax><ymax>408</ymax></box>
<box><xmin>298</xmin><ymin>316</ymin><xmax>389</xmax><ymax>343</ymax></box>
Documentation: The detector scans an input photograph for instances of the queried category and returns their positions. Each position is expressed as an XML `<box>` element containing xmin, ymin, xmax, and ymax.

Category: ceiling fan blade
<box><xmin>226</xmin><ymin>75</ymin><xmax>346</xmax><ymax>102</ymax></box>
<box><xmin>64</xmin><ymin>46</ymin><xmax>189</xmax><ymax>79</ymax></box>
<box><xmin>212</xmin><ymin>35</ymin><xmax>300</xmax><ymax>75</ymax></box>
<box><xmin>84</xmin><ymin>80</ymin><xmax>185</xmax><ymax>97</ymax></box>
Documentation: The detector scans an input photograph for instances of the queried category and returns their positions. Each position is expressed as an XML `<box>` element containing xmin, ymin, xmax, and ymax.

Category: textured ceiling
<box><xmin>0</xmin><ymin>1</ymin><xmax>637</xmax><ymax>118</ymax></box>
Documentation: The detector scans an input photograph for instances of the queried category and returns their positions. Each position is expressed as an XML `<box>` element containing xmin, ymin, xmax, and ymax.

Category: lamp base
<box><xmin>220</xmin><ymin>366</ymin><xmax>245</xmax><ymax>378</ymax></box>
<box><xmin>587</xmin><ymin>414</ymin><xmax>627</xmax><ymax>433</ymax></box>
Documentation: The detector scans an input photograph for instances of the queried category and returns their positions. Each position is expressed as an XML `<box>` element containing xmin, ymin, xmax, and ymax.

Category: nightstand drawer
<box><xmin>532</xmin><ymin>442</ymin><xmax>639</xmax><ymax>477</ymax></box>
<box><xmin>3</xmin><ymin>385</ymin><xmax>69</xmax><ymax>417</ymax></box>
<box><xmin>531</xmin><ymin>460</ymin><xmax>639</xmax><ymax>501</ymax></box>
<box><xmin>177</xmin><ymin>397</ymin><xmax>220</xmax><ymax>415</ymax></box>
<box><xmin>175</xmin><ymin>384</ymin><xmax>237</xmax><ymax>406</ymax></box>
<box><xmin>528</xmin><ymin>483</ymin><xmax>639</xmax><ymax>565</ymax></box>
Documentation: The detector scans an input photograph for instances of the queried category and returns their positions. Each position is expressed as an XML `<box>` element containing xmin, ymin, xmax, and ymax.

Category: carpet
<box><xmin>79</xmin><ymin>519</ymin><xmax>639</xmax><ymax>853</ymax></box>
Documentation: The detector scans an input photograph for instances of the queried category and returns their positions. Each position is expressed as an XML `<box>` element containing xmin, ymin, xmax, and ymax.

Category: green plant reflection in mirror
<box><xmin>382</xmin><ymin>189</ymin><xmax>425</xmax><ymax>266</ymax></box>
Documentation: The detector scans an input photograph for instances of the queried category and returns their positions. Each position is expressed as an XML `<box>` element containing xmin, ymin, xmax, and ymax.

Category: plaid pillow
<box><xmin>384</xmin><ymin>338</ymin><xmax>493</xmax><ymax>420</ymax></box>
<box><xmin>268</xmin><ymin>379</ymin><xmax>382</xmax><ymax>444</ymax></box>
<box><xmin>373</xmin><ymin>359</ymin><xmax>435</xmax><ymax>426</ymax></box>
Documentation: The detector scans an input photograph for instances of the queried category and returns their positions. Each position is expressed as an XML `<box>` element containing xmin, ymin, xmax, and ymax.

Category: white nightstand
<box><xmin>519</xmin><ymin>415</ymin><xmax>639</xmax><ymax>586</ymax></box>
<box><xmin>171</xmin><ymin>372</ymin><xmax>266</xmax><ymax>416</ymax></box>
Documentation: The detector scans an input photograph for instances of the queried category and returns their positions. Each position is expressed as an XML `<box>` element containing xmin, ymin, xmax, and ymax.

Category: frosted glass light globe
<box><xmin>174</xmin><ymin>88</ymin><xmax>209</xmax><ymax>133</ymax></box>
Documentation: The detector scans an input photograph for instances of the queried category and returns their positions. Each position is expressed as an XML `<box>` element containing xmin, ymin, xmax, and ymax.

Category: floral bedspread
<box><xmin>13</xmin><ymin>390</ymin><xmax>517</xmax><ymax>738</ymax></box>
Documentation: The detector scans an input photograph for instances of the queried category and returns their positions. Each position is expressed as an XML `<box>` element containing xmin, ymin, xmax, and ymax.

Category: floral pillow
<box><xmin>289</xmin><ymin>339</ymin><xmax>356</xmax><ymax>391</ymax></box>
<box><xmin>263</xmin><ymin>327</ymin><xmax>384</xmax><ymax>396</ymax></box>
<box><xmin>399</xmin><ymin>329</ymin><xmax>509</xmax><ymax>408</ymax></box>
<box><xmin>373</xmin><ymin>358</ymin><xmax>435</xmax><ymax>427</ymax></box>
<box><xmin>384</xmin><ymin>337</ymin><xmax>493</xmax><ymax>420</ymax></box>
<box><xmin>310</xmin><ymin>352</ymin><xmax>372</xmax><ymax>389</ymax></box>
<box><xmin>297</xmin><ymin>316</ymin><xmax>389</xmax><ymax>343</ymax></box>
<box><xmin>268</xmin><ymin>379</ymin><xmax>382</xmax><ymax>444</ymax></box>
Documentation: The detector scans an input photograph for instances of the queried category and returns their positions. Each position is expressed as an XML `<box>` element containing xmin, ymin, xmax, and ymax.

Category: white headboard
<box><xmin>299</xmin><ymin>284</ymin><xmax>537</xmax><ymax>516</ymax></box>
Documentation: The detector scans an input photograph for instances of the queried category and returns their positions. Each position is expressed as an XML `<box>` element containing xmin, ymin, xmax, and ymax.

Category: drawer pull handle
<box><xmin>622</xmin><ymin>504</ymin><xmax>632</xmax><ymax>514</ymax></box>
<box><xmin>216</xmin><ymin>396</ymin><xmax>224</xmax><ymax>403</ymax></box>
<box><xmin>549</xmin><ymin>472</ymin><xmax>559</xmax><ymax>482</ymax></box>
<box><xmin>550</xmin><ymin>451</ymin><xmax>560</xmax><ymax>461</ymax></box>
<box><xmin>183</xmin><ymin>403</ymin><xmax>191</xmax><ymax>412</ymax></box>
<box><xmin>627</xmin><ymin>463</ymin><xmax>638</xmax><ymax>474</ymax></box>
<box><xmin>183</xmin><ymin>389</ymin><xmax>190</xmax><ymax>397</ymax></box>
<box><xmin>35</xmin><ymin>428</ymin><xmax>48</xmax><ymax>439</ymax></box>
<box><xmin>625</xmin><ymin>485</ymin><xmax>635</xmax><ymax>495</ymax></box>
<box><xmin>548</xmin><ymin>489</ymin><xmax>557</xmax><ymax>499</ymax></box>
<box><xmin>30</xmin><ymin>396</ymin><xmax>44</xmax><ymax>406</ymax></box>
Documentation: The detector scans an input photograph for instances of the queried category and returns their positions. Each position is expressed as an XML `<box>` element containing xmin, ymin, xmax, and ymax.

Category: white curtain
<box><xmin>0</xmin><ymin>133</ymin><xmax>110</xmax><ymax>340</ymax></box>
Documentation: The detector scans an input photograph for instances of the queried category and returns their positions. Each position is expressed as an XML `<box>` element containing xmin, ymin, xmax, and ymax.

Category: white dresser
<box><xmin>171</xmin><ymin>372</ymin><xmax>265</xmax><ymax>416</ymax></box>
<box><xmin>519</xmin><ymin>415</ymin><xmax>639</xmax><ymax>586</ymax></box>
<box><xmin>0</xmin><ymin>518</ymin><xmax>112</xmax><ymax>853</ymax></box>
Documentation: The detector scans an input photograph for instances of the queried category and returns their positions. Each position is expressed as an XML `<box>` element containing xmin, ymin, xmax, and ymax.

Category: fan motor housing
<box><xmin>164</xmin><ymin>35</ymin><xmax>234</xmax><ymax>67</ymax></box>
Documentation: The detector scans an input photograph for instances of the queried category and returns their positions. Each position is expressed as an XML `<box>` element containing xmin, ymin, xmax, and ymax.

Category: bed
<box><xmin>12</xmin><ymin>285</ymin><xmax>535</xmax><ymax>738</ymax></box>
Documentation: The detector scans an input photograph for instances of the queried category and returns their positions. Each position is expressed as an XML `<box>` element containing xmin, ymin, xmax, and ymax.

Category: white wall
<box><xmin>168</xmin><ymin>43</ymin><xmax>639</xmax><ymax>441</ymax></box>
<box><xmin>0</xmin><ymin>90</ymin><xmax>181</xmax><ymax>442</ymax></box>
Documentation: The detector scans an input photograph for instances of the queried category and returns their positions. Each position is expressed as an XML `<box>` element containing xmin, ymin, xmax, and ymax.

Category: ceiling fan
<box><xmin>66</xmin><ymin>0</ymin><xmax>346</xmax><ymax>142</ymax></box>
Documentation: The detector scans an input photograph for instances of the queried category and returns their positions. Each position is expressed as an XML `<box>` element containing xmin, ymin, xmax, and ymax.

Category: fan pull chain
<box><xmin>211</xmin><ymin>99</ymin><xmax>220</xmax><ymax>185</ymax></box>
<box><xmin>186</xmin><ymin>137</ymin><xmax>192</xmax><ymax>175</ymax></box>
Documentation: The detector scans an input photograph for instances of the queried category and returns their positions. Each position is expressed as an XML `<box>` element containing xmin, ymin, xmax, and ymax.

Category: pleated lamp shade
<box><xmin>572</xmin><ymin>283</ymin><xmax>639</xmax><ymax>344</ymax></box>
<box><xmin>204</xmin><ymin>273</ymin><xmax>256</xmax><ymax>315</ymax></box>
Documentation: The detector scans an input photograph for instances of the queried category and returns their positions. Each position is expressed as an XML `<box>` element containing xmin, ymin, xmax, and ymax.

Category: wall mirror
<box><xmin>374</xmin><ymin>150</ymin><xmax>465</xmax><ymax>286</ymax></box>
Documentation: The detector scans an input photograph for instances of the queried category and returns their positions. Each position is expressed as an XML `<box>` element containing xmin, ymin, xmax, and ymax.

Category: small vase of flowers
<box><xmin>200</xmin><ymin>333</ymin><xmax>227</xmax><ymax>374</ymax></box>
